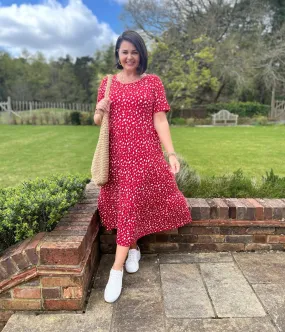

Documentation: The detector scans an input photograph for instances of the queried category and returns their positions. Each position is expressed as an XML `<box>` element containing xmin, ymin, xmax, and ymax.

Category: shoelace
<box><xmin>127</xmin><ymin>249</ymin><xmax>138</xmax><ymax>262</ymax></box>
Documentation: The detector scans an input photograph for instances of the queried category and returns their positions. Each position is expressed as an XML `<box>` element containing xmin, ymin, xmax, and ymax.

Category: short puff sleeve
<box><xmin>96</xmin><ymin>76</ymin><xmax>108</xmax><ymax>103</ymax></box>
<box><xmin>153</xmin><ymin>75</ymin><xmax>170</xmax><ymax>114</ymax></box>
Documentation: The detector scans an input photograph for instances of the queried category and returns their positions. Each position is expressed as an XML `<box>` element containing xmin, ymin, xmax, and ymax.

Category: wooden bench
<box><xmin>211</xmin><ymin>109</ymin><xmax>238</xmax><ymax>126</ymax></box>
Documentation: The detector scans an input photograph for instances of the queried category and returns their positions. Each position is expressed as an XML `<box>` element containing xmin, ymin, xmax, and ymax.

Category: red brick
<box><xmin>48</xmin><ymin>230</ymin><xmax>87</xmax><ymax>237</ymax></box>
<box><xmin>0</xmin><ymin>257</ymin><xmax>18</xmax><ymax>278</ymax></box>
<box><xmin>169</xmin><ymin>234</ymin><xmax>199</xmax><ymax>243</ymax></box>
<box><xmin>159</xmin><ymin>228</ymin><xmax>179</xmax><ymax>234</ymax></box>
<box><xmin>220</xmin><ymin>227</ymin><xmax>249</xmax><ymax>235</ymax></box>
<box><xmin>179</xmin><ymin>226</ymin><xmax>220</xmax><ymax>235</ymax></box>
<box><xmin>209</xmin><ymin>198</ymin><xmax>229</xmax><ymax>219</ymax></box>
<box><xmin>62</xmin><ymin>286</ymin><xmax>83</xmax><ymax>299</ymax></box>
<box><xmin>191</xmin><ymin>243</ymin><xmax>218</xmax><ymax>251</ymax></box>
<box><xmin>253</xmin><ymin>235</ymin><xmax>267</xmax><ymax>243</ymax></box>
<box><xmin>61</xmin><ymin>215</ymin><xmax>92</xmax><ymax>223</ymax></box>
<box><xmin>0</xmin><ymin>267</ymin><xmax>37</xmax><ymax>293</ymax></box>
<box><xmin>267</xmin><ymin>235</ymin><xmax>285</xmax><ymax>243</ymax></box>
<box><xmin>155</xmin><ymin>234</ymin><xmax>170</xmax><ymax>242</ymax></box>
<box><xmin>0</xmin><ymin>310</ymin><xmax>14</xmax><ymax>322</ymax></box>
<box><xmin>246</xmin><ymin>227</ymin><xmax>275</xmax><ymax>234</ymax></box>
<box><xmin>20</xmin><ymin>278</ymin><xmax>40</xmax><ymax>287</ymax></box>
<box><xmin>197</xmin><ymin>235</ymin><xmax>225</xmax><ymax>243</ymax></box>
<box><xmin>214</xmin><ymin>243</ymin><xmax>245</xmax><ymax>251</ymax></box>
<box><xmin>42</xmin><ymin>288</ymin><xmax>61</xmax><ymax>299</ymax></box>
<box><xmin>68</xmin><ymin>203</ymin><xmax>97</xmax><ymax>211</ymax></box>
<box><xmin>12</xmin><ymin>253</ymin><xmax>31</xmax><ymax>271</ymax></box>
<box><xmin>13</xmin><ymin>287</ymin><xmax>41</xmax><ymax>299</ymax></box>
<box><xmin>0</xmin><ymin>291</ymin><xmax>11</xmax><ymax>299</ymax></box>
<box><xmin>247</xmin><ymin>199</ymin><xmax>264</xmax><ymax>220</ymax></box>
<box><xmin>275</xmin><ymin>227</ymin><xmax>285</xmax><ymax>235</ymax></box>
<box><xmin>245</xmin><ymin>243</ymin><xmax>272</xmax><ymax>251</ymax></box>
<box><xmin>223</xmin><ymin>198</ymin><xmax>247</xmax><ymax>220</ymax></box>
<box><xmin>225</xmin><ymin>235</ymin><xmax>253</xmax><ymax>243</ymax></box>
<box><xmin>24</xmin><ymin>232</ymin><xmax>46</xmax><ymax>265</ymax></box>
<box><xmin>40</xmin><ymin>241</ymin><xmax>84</xmax><ymax>265</ymax></box>
<box><xmin>41</xmin><ymin>276</ymin><xmax>81</xmax><ymax>287</ymax></box>
<box><xmin>55</xmin><ymin>225</ymin><xmax>89</xmax><ymax>231</ymax></box>
<box><xmin>187</xmin><ymin>199</ymin><xmax>210</xmax><ymax>219</ymax></box>
<box><xmin>43</xmin><ymin>299</ymin><xmax>82</xmax><ymax>310</ymax></box>
<box><xmin>0</xmin><ymin>266</ymin><xmax>9</xmax><ymax>282</ymax></box>
<box><xmin>0</xmin><ymin>299</ymin><xmax>41</xmax><ymax>310</ymax></box>
<box><xmin>240</xmin><ymin>199</ymin><xmax>257</xmax><ymax>220</ymax></box>
<box><xmin>255</xmin><ymin>199</ymin><xmax>273</xmax><ymax>220</ymax></box>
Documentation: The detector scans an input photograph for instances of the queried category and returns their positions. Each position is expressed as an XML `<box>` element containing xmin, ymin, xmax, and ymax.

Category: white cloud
<box><xmin>0</xmin><ymin>0</ymin><xmax>119</xmax><ymax>59</ymax></box>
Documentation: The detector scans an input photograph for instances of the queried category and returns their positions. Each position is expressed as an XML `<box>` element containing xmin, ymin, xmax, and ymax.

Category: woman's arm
<box><xmin>153</xmin><ymin>111</ymin><xmax>180</xmax><ymax>173</ymax></box>
<box><xmin>153</xmin><ymin>111</ymin><xmax>175</xmax><ymax>153</ymax></box>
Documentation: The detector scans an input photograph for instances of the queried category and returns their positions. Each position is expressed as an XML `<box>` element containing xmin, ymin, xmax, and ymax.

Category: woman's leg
<box><xmin>112</xmin><ymin>242</ymin><xmax>138</xmax><ymax>270</ymax></box>
<box><xmin>112</xmin><ymin>244</ymin><xmax>130</xmax><ymax>270</ymax></box>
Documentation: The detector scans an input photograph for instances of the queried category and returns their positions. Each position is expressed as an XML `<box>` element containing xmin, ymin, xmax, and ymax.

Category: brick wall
<box><xmin>100</xmin><ymin>198</ymin><xmax>285</xmax><ymax>253</ymax></box>
<box><xmin>0</xmin><ymin>182</ymin><xmax>101</xmax><ymax>329</ymax></box>
<box><xmin>0</xmin><ymin>182</ymin><xmax>285</xmax><ymax>329</ymax></box>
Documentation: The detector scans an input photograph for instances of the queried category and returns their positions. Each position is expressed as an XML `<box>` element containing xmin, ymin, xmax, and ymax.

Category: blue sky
<box><xmin>0</xmin><ymin>0</ymin><xmax>130</xmax><ymax>58</ymax></box>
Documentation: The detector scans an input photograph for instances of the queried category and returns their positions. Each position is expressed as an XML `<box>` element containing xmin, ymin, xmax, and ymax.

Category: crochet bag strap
<box><xmin>104</xmin><ymin>74</ymin><xmax>113</xmax><ymax>99</ymax></box>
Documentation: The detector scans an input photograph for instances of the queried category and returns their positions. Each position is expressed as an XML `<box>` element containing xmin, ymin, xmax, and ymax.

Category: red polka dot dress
<box><xmin>97</xmin><ymin>73</ymin><xmax>192</xmax><ymax>247</ymax></box>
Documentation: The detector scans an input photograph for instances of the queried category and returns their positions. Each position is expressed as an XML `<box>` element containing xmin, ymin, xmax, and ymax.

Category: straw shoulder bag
<box><xmin>91</xmin><ymin>74</ymin><xmax>113</xmax><ymax>186</ymax></box>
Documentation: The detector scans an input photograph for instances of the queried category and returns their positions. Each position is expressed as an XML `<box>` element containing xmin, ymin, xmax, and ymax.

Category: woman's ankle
<box><xmin>112</xmin><ymin>264</ymin><xmax>123</xmax><ymax>271</ymax></box>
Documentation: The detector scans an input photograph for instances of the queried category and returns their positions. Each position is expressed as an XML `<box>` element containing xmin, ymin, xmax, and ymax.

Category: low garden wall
<box><xmin>0</xmin><ymin>180</ymin><xmax>285</xmax><ymax>330</ymax></box>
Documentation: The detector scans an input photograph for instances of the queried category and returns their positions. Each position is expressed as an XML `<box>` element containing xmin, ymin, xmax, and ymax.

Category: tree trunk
<box><xmin>270</xmin><ymin>80</ymin><xmax>276</xmax><ymax>119</ymax></box>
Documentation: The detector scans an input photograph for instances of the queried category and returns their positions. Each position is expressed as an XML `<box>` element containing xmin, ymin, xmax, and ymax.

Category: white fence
<box><xmin>0</xmin><ymin>97</ymin><xmax>95</xmax><ymax>114</ymax></box>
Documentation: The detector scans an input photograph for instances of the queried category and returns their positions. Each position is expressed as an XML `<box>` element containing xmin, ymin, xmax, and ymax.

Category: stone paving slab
<box><xmin>2</xmin><ymin>310</ymin><xmax>108</xmax><ymax>332</ymax></box>
<box><xmin>233</xmin><ymin>252</ymin><xmax>285</xmax><ymax>284</ymax></box>
<box><xmin>110</xmin><ymin>287</ymin><xmax>165</xmax><ymax>332</ymax></box>
<box><xmin>165</xmin><ymin>317</ymin><xmax>277</xmax><ymax>332</ymax></box>
<box><xmin>93</xmin><ymin>253</ymin><xmax>161</xmax><ymax>290</ymax></box>
<box><xmin>158</xmin><ymin>252</ymin><xmax>233</xmax><ymax>264</ymax></box>
<box><xmin>160</xmin><ymin>264</ymin><xmax>214</xmax><ymax>318</ymax></box>
<box><xmin>3</xmin><ymin>252</ymin><xmax>285</xmax><ymax>332</ymax></box>
<box><xmin>252</xmin><ymin>283</ymin><xmax>285</xmax><ymax>332</ymax></box>
<box><xmin>200</xmin><ymin>262</ymin><xmax>266</xmax><ymax>317</ymax></box>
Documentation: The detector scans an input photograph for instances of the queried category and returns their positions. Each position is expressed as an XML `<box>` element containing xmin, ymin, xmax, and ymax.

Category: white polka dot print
<box><xmin>97</xmin><ymin>73</ymin><xmax>192</xmax><ymax>247</ymax></box>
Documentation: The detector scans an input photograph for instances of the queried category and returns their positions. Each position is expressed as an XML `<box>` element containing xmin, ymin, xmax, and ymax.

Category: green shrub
<box><xmin>70</xmin><ymin>111</ymin><xmax>81</xmax><ymax>125</ymax></box>
<box><xmin>63</xmin><ymin>111</ymin><xmax>71</xmax><ymax>125</ymax></box>
<box><xmin>258</xmin><ymin>168</ymin><xmax>285</xmax><ymax>197</ymax></box>
<box><xmin>164</xmin><ymin>153</ymin><xmax>200</xmax><ymax>197</ymax></box>
<box><xmin>162</xmin><ymin>153</ymin><xmax>285</xmax><ymax>198</ymax></box>
<box><xmin>0</xmin><ymin>174</ymin><xmax>90</xmax><ymax>255</ymax></box>
<box><xmin>252</xmin><ymin>114</ymin><xmax>268</xmax><ymax>125</ymax></box>
<box><xmin>80</xmin><ymin>112</ymin><xmax>94</xmax><ymax>125</ymax></box>
<box><xmin>171</xmin><ymin>117</ymin><xmax>187</xmax><ymax>125</ymax></box>
<box><xmin>185</xmin><ymin>118</ymin><xmax>195</xmax><ymax>126</ymax></box>
<box><xmin>206</xmin><ymin>102</ymin><xmax>270</xmax><ymax>118</ymax></box>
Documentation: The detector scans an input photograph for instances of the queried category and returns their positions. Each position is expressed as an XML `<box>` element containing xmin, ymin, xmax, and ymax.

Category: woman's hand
<box><xmin>96</xmin><ymin>98</ymin><xmax>112</xmax><ymax>114</ymax></box>
<box><xmin>169</xmin><ymin>155</ymin><xmax>180</xmax><ymax>174</ymax></box>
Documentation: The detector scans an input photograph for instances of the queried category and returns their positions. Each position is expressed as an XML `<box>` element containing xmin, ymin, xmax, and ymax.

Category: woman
<box><xmin>94</xmin><ymin>30</ymin><xmax>192</xmax><ymax>303</ymax></box>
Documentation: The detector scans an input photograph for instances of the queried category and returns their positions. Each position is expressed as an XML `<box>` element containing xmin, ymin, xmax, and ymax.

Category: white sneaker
<box><xmin>125</xmin><ymin>245</ymin><xmax>141</xmax><ymax>273</ymax></box>
<box><xmin>104</xmin><ymin>267</ymin><xmax>124</xmax><ymax>303</ymax></box>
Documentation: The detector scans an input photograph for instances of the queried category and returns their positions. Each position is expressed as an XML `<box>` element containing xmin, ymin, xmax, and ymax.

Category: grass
<box><xmin>0</xmin><ymin>124</ymin><xmax>285</xmax><ymax>188</ymax></box>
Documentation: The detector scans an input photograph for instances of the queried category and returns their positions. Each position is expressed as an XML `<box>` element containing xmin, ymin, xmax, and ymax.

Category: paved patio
<box><xmin>3</xmin><ymin>251</ymin><xmax>285</xmax><ymax>332</ymax></box>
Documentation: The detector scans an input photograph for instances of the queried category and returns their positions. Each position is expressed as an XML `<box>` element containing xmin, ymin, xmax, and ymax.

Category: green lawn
<box><xmin>1</xmin><ymin>124</ymin><xmax>285</xmax><ymax>188</ymax></box>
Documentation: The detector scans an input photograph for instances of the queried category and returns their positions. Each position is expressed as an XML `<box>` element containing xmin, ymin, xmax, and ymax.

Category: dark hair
<box><xmin>115</xmin><ymin>30</ymin><xmax>148</xmax><ymax>75</ymax></box>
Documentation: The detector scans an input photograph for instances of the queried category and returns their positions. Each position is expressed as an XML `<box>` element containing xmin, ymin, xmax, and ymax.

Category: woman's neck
<box><xmin>120</xmin><ymin>69</ymin><xmax>140</xmax><ymax>77</ymax></box>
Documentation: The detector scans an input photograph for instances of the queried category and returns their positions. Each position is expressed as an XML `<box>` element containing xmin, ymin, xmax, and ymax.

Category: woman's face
<box><xmin>117</xmin><ymin>40</ymin><xmax>140</xmax><ymax>73</ymax></box>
